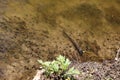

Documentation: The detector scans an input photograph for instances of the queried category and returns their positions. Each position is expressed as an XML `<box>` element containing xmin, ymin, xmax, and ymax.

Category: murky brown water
<box><xmin>0</xmin><ymin>0</ymin><xmax>120</xmax><ymax>80</ymax></box>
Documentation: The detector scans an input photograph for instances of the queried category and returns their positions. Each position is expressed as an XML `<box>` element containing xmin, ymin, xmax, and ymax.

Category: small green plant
<box><xmin>38</xmin><ymin>55</ymin><xmax>80</xmax><ymax>80</ymax></box>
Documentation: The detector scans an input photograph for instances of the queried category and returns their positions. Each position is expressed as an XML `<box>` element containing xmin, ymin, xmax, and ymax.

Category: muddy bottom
<box><xmin>0</xmin><ymin>0</ymin><xmax>120</xmax><ymax>80</ymax></box>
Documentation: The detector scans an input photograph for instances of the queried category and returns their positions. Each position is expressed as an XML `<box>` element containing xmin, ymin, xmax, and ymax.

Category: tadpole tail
<box><xmin>63</xmin><ymin>30</ymin><xmax>83</xmax><ymax>56</ymax></box>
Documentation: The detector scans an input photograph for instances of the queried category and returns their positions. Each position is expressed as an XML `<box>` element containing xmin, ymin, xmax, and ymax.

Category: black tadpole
<box><xmin>63</xmin><ymin>30</ymin><xmax>83</xmax><ymax>56</ymax></box>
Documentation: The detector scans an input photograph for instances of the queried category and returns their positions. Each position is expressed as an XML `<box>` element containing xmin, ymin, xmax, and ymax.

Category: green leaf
<box><xmin>38</xmin><ymin>60</ymin><xmax>43</xmax><ymax>64</ymax></box>
<box><xmin>64</xmin><ymin>59</ymin><xmax>71</xmax><ymax>68</ymax></box>
<box><xmin>38</xmin><ymin>60</ymin><xmax>51</xmax><ymax>72</ymax></box>
<box><xmin>52</xmin><ymin>63</ymin><xmax>59</xmax><ymax>72</ymax></box>
<box><xmin>50</xmin><ymin>60</ymin><xmax>59</xmax><ymax>72</ymax></box>
<box><xmin>56</xmin><ymin>55</ymin><xmax>66</xmax><ymax>63</ymax></box>
<box><xmin>56</xmin><ymin>55</ymin><xmax>71</xmax><ymax>71</ymax></box>
<box><xmin>65</xmin><ymin>59</ymin><xmax>71</xmax><ymax>65</ymax></box>
<box><xmin>65</xmin><ymin>67</ymin><xmax>80</xmax><ymax>76</ymax></box>
<box><xmin>44</xmin><ymin>61</ymin><xmax>51</xmax><ymax>66</ymax></box>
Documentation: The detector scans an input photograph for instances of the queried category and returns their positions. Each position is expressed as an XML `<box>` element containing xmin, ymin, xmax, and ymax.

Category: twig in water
<box><xmin>63</xmin><ymin>30</ymin><xmax>83</xmax><ymax>56</ymax></box>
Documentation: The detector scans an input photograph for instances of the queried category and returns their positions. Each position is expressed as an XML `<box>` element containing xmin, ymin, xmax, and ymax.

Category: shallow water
<box><xmin>0</xmin><ymin>0</ymin><xmax>120</xmax><ymax>80</ymax></box>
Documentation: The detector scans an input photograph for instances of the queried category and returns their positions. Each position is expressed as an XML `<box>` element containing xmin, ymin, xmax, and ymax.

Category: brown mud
<box><xmin>0</xmin><ymin>0</ymin><xmax>120</xmax><ymax>80</ymax></box>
